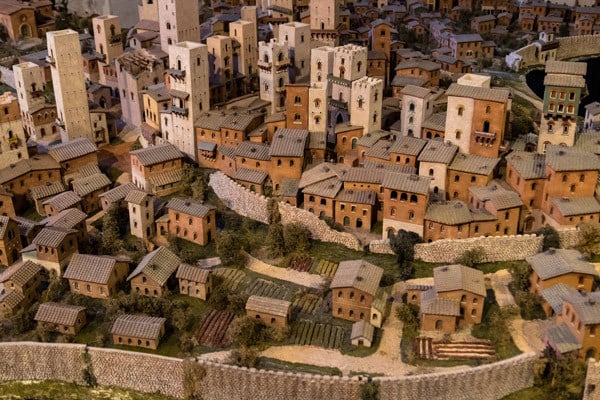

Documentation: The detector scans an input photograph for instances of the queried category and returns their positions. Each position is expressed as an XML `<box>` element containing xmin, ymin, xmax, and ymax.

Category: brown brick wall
<box><xmin>332</xmin><ymin>287</ymin><xmax>373</xmax><ymax>322</ymax></box>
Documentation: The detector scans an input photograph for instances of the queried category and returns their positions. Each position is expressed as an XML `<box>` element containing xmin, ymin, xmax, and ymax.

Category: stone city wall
<box><xmin>557</xmin><ymin>227</ymin><xmax>580</xmax><ymax>249</ymax></box>
<box><xmin>412</xmin><ymin>234</ymin><xmax>543</xmax><ymax>263</ymax></box>
<box><xmin>369</xmin><ymin>239</ymin><xmax>395</xmax><ymax>255</ymax></box>
<box><xmin>0</xmin><ymin>342</ymin><xmax>536</xmax><ymax>400</ymax></box>
<box><xmin>88</xmin><ymin>347</ymin><xmax>185</xmax><ymax>398</ymax></box>
<box><xmin>0</xmin><ymin>342</ymin><xmax>86</xmax><ymax>384</ymax></box>
<box><xmin>0</xmin><ymin>66</ymin><xmax>15</xmax><ymax>89</ymax></box>
<box><xmin>556</xmin><ymin>35</ymin><xmax>600</xmax><ymax>61</ymax></box>
<box><xmin>209</xmin><ymin>171</ymin><xmax>362</xmax><ymax>250</ymax></box>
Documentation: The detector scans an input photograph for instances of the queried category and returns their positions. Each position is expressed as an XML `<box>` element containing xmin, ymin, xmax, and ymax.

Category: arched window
<box><xmin>455</xmin><ymin>130</ymin><xmax>462</xmax><ymax>139</ymax></box>
<box><xmin>278</xmin><ymin>52</ymin><xmax>284</xmax><ymax>62</ymax></box>
<box><xmin>485</xmin><ymin>105</ymin><xmax>491</xmax><ymax>113</ymax></box>
<box><xmin>483</xmin><ymin>120</ymin><xmax>490</xmax><ymax>132</ymax></box>
<box><xmin>410</xmin><ymin>194</ymin><xmax>418</xmax><ymax>203</ymax></box>
<box><xmin>429</xmin><ymin>168</ymin><xmax>434</xmax><ymax>176</ymax></box>
<box><xmin>409</xmin><ymin>102</ymin><xmax>415</xmax><ymax>111</ymax></box>
<box><xmin>357</xmin><ymin>61</ymin><xmax>362</xmax><ymax>72</ymax></box>
<box><xmin>390</xmin><ymin>190</ymin><xmax>398</xmax><ymax>200</ymax></box>
<box><xmin>294</xmin><ymin>95</ymin><xmax>301</xmax><ymax>104</ymax></box>
<box><xmin>458</xmin><ymin>106</ymin><xmax>464</xmax><ymax>116</ymax></box>
<box><xmin>358</xmin><ymin>98</ymin><xmax>363</xmax><ymax>108</ymax></box>
<box><xmin>400</xmin><ymin>193</ymin><xmax>408</xmax><ymax>201</ymax></box>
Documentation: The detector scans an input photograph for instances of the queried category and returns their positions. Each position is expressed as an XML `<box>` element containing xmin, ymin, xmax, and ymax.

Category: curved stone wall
<box><xmin>0</xmin><ymin>342</ymin><xmax>536</xmax><ymax>400</ymax></box>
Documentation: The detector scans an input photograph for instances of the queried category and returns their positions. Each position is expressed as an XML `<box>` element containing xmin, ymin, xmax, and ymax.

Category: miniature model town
<box><xmin>2</xmin><ymin>0</ymin><xmax>600</xmax><ymax>398</ymax></box>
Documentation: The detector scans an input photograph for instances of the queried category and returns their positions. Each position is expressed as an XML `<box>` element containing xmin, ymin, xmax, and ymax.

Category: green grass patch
<box><xmin>309</xmin><ymin>241</ymin><xmax>398</xmax><ymax>278</ymax></box>
<box><xmin>0</xmin><ymin>380</ymin><xmax>175</xmax><ymax>399</ymax></box>
<box><xmin>21</xmin><ymin>207</ymin><xmax>44</xmax><ymax>222</ymax></box>
<box><xmin>412</xmin><ymin>260</ymin><xmax>528</xmax><ymax>279</ymax></box>
<box><xmin>371</xmin><ymin>221</ymin><xmax>383</xmax><ymax>235</ymax></box>
<box><xmin>501</xmin><ymin>387</ymin><xmax>551</xmax><ymax>400</ymax></box>
<box><xmin>256</xmin><ymin>357</ymin><xmax>342</xmax><ymax>376</ymax></box>
<box><xmin>104</xmin><ymin>166</ymin><xmax>124</xmax><ymax>183</ymax></box>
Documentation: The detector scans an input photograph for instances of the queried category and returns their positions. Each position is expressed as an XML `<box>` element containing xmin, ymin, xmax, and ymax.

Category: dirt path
<box><xmin>488</xmin><ymin>269</ymin><xmax>516</xmax><ymax>308</ymax></box>
<box><xmin>245</xmin><ymin>254</ymin><xmax>325</xmax><ymax>289</ymax></box>
<box><xmin>509</xmin><ymin>318</ymin><xmax>550</xmax><ymax>354</ymax></box>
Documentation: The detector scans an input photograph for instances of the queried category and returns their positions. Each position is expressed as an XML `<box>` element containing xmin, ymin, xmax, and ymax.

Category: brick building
<box><xmin>64</xmin><ymin>254</ymin><xmax>130</xmax><ymax>298</ymax></box>
<box><xmin>130</xmin><ymin>143</ymin><xmax>184</xmax><ymax>196</ymax></box>
<box><xmin>111</xmin><ymin>314</ymin><xmax>166</xmax><ymax>350</ymax></box>
<box><xmin>159</xmin><ymin>198</ymin><xmax>216</xmax><ymax>246</ymax></box>
<box><xmin>35</xmin><ymin>302</ymin><xmax>87</xmax><ymax>335</ymax></box>
<box><xmin>127</xmin><ymin>246</ymin><xmax>180</xmax><ymax>297</ymax></box>
<box><xmin>176</xmin><ymin>263</ymin><xmax>212</xmax><ymax>300</ymax></box>
<box><xmin>0</xmin><ymin>216</ymin><xmax>22</xmax><ymax>266</ymax></box>
<box><xmin>528</xmin><ymin>249</ymin><xmax>598</xmax><ymax>296</ymax></box>
<box><xmin>245</xmin><ymin>295</ymin><xmax>292</xmax><ymax>328</ymax></box>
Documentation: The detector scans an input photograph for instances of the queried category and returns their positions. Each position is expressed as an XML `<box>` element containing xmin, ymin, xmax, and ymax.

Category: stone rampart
<box><xmin>0</xmin><ymin>343</ymin><xmax>536</xmax><ymax>400</ymax></box>
<box><xmin>557</xmin><ymin>227</ymin><xmax>580</xmax><ymax>249</ymax></box>
<box><xmin>369</xmin><ymin>239</ymin><xmax>395</xmax><ymax>254</ymax></box>
<box><xmin>209</xmin><ymin>171</ymin><xmax>362</xmax><ymax>250</ymax></box>
<box><xmin>88</xmin><ymin>347</ymin><xmax>185</xmax><ymax>398</ymax></box>
<box><xmin>413</xmin><ymin>234</ymin><xmax>543</xmax><ymax>263</ymax></box>
<box><xmin>506</xmin><ymin>35</ymin><xmax>600</xmax><ymax>70</ymax></box>
<box><xmin>0</xmin><ymin>342</ymin><xmax>86</xmax><ymax>384</ymax></box>
<box><xmin>0</xmin><ymin>66</ymin><xmax>15</xmax><ymax>89</ymax></box>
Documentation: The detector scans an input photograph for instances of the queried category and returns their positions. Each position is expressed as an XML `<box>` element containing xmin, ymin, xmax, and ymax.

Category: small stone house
<box><xmin>0</xmin><ymin>215</ymin><xmax>22</xmax><ymax>267</ymax></box>
<box><xmin>330</xmin><ymin>260</ymin><xmax>384</xmax><ymax>326</ymax></box>
<box><xmin>111</xmin><ymin>314</ymin><xmax>167</xmax><ymax>350</ymax></box>
<box><xmin>0</xmin><ymin>260</ymin><xmax>43</xmax><ymax>306</ymax></box>
<box><xmin>24</xmin><ymin>226</ymin><xmax>79</xmax><ymax>276</ymax></box>
<box><xmin>34</xmin><ymin>302</ymin><xmax>87</xmax><ymax>335</ymax></box>
<box><xmin>528</xmin><ymin>249</ymin><xmax>598</xmax><ymax>296</ymax></box>
<box><xmin>351</xmin><ymin>320</ymin><xmax>375</xmax><ymax>347</ymax></box>
<box><xmin>130</xmin><ymin>143</ymin><xmax>184</xmax><ymax>196</ymax></box>
<box><xmin>245</xmin><ymin>295</ymin><xmax>292</xmax><ymax>329</ymax></box>
<box><xmin>158</xmin><ymin>198</ymin><xmax>216</xmax><ymax>246</ymax></box>
<box><xmin>47</xmin><ymin>137</ymin><xmax>98</xmax><ymax>184</ymax></box>
<box><xmin>0</xmin><ymin>187</ymin><xmax>15</xmax><ymax>217</ymax></box>
<box><xmin>42</xmin><ymin>191</ymin><xmax>82</xmax><ymax>217</ymax></box>
<box><xmin>99</xmin><ymin>182</ymin><xmax>138</xmax><ymax>211</ymax></box>
<box><xmin>0</xmin><ymin>289</ymin><xmax>25</xmax><ymax>317</ymax></box>
<box><xmin>176</xmin><ymin>263</ymin><xmax>211</xmax><ymax>300</ymax></box>
<box><xmin>71</xmin><ymin>173</ymin><xmax>111</xmax><ymax>214</ymax></box>
<box><xmin>63</xmin><ymin>254</ymin><xmax>130</xmax><ymax>299</ymax></box>
<box><xmin>41</xmin><ymin>208</ymin><xmax>88</xmax><ymax>244</ymax></box>
<box><xmin>127</xmin><ymin>246</ymin><xmax>181</xmax><ymax>297</ymax></box>
<box><xmin>29</xmin><ymin>181</ymin><xmax>67</xmax><ymax>216</ymax></box>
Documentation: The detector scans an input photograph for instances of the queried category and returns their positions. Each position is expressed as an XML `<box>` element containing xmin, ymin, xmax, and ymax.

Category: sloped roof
<box><xmin>506</xmin><ymin>151</ymin><xmax>546</xmax><ymax>180</ymax></box>
<box><xmin>469</xmin><ymin>182</ymin><xmax>523</xmax><ymax>210</ymax></box>
<box><xmin>233</xmin><ymin>168</ymin><xmax>268</xmax><ymax>184</ymax></box>
<box><xmin>330</xmin><ymin>260</ymin><xmax>383</xmax><ymax>296</ymax></box>
<box><xmin>42</xmin><ymin>208</ymin><xmax>87</xmax><ymax>230</ymax></box>
<box><xmin>125</xmin><ymin>189</ymin><xmax>150</xmax><ymax>205</ymax></box>
<box><xmin>446</xmin><ymin>83</ymin><xmax>510</xmax><ymax>103</ymax></box>
<box><xmin>421</xmin><ymin>288</ymin><xmax>461</xmax><ymax>316</ymax></box>
<box><xmin>382</xmin><ymin>171</ymin><xmax>430</xmax><ymax>194</ymax></box>
<box><xmin>545</xmin><ymin>60</ymin><xmax>587</xmax><ymax>76</ymax></box>
<box><xmin>401</xmin><ymin>85</ymin><xmax>432</xmax><ymax>98</ymax></box>
<box><xmin>433</xmin><ymin>264</ymin><xmax>486</xmax><ymax>296</ymax></box>
<box><xmin>389</xmin><ymin>136</ymin><xmax>427</xmax><ymax>156</ymax></box>
<box><xmin>72</xmin><ymin>173</ymin><xmax>111</xmax><ymax>197</ymax></box>
<box><xmin>99</xmin><ymin>183</ymin><xmax>138</xmax><ymax>204</ymax></box>
<box><xmin>540</xmin><ymin>283</ymin><xmax>579</xmax><ymax>315</ymax></box>
<box><xmin>0</xmin><ymin>289</ymin><xmax>24</xmax><ymax>309</ymax></box>
<box><xmin>0</xmin><ymin>260</ymin><xmax>42</xmax><ymax>286</ymax></box>
<box><xmin>34</xmin><ymin>302</ymin><xmax>86</xmax><ymax>326</ymax></box>
<box><xmin>425</xmin><ymin>201</ymin><xmax>472</xmax><ymax>225</ymax></box>
<box><xmin>545</xmin><ymin>145</ymin><xmax>600</xmax><ymax>172</ymax></box>
<box><xmin>351</xmin><ymin>319</ymin><xmax>375</xmax><ymax>341</ymax></box>
<box><xmin>302</xmin><ymin>177</ymin><xmax>343</xmax><ymax>198</ymax></box>
<box><xmin>449</xmin><ymin>153</ymin><xmax>499</xmax><ymax>175</ymax></box>
<box><xmin>269</xmin><ymin>129</ymin><xmax>309</xmax><ymax>157</ymax></box>
<box><xmin>29</xmin><ymin>181</ymin><xmax>66</xmax><ymax>201</ymax></box>
<box><xmin>48</xmin><ymin>138</ymin><xmax>97</xmax><ymax>162</ymax></box>
<box><xmin>336</xmin><ymin>189</ymin><xmax>377</xmax><ymax>205</ymax></box>
<box><xmin>127</xmin><ymin>246</ymin><xmax>181</xmax><ymax>286</ymax></box>
<box><xmin>111</xmin><ymin>314</ymin><xmax>166</xmax><ymax>340</ymax></box>
<box><xmin>32</xmin><ymin>226</ymin><xmax>77</xmax><ymax>248</ymax></box>
<box><xmin>149</xmin><ymin>169</ymin><xmax>183</xmax><ymax>187</ymax></box>
<box><xmin>566</xmin><ymin>293</ymin><xmax>600</xmax><ymax>324</ymax></box>
<box><xmin>130</xmin><ymin>143</ymin><xmax>183</xmax><ymax>166</ymax></box>
<box><xmin>0</xmin><ymin>155</ymin><xmax>60</xmax><ymax>184</ymax></box>
<box><xmin>299</xmin><ymin>163</ymin><xmax>348</xmax><ymax>189</ymax></box>
<box><xmin>551</xmin><ymin>197</ymin><xmax>600</xmax><ymax>217</ymax></box>
<box><xmin>545</xmin><ymin>322</ymin><xmax>582</xmax><ymax>353</ymax></box>
<box><xmin>527</xmin><ymin>249</ymin><xmax>598</xmax><ymax>280</ymax></box>
<box><xmin>166</xmin><ymin>198</ymin><xmax>215</xmax><ymax>218</ymax></box>
<box><xmin>418</xmin><ymin>140</ymin><xmax>457</xmax><ymax>164</ymax></box>
<box><xmin>421</xmin><ymin>112</ymin><xmax>447</xmax><ymax>132</ymax></box>
<box><xmin>64</xmin><ymin>254</ymin><xmax>123</xmax><ymax>284</ymax></box>
<box><xmin>246</xmin><ymin>295</ymin><xmax>291</xmax><ymax>317</ymax></box>
<box><xmin>176</xmin><ymin>263</ymin><xmax>210</xmax><ymax>283</ymax></box>
<box><xmin>342</xmin><ymin>167</ymin><xmax>383</xmax><ymax>184</ymax></box>
<box><xmin>235</xmin><ymin>141</ymin><xmax>271</xmax><ymax>160</ymax></box>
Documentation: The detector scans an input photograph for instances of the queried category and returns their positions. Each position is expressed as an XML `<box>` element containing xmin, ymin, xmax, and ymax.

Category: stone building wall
<box><xmin>209</xmin><ymin>171</ymin><xmax>362</xmax><ymax>250</ymax></box>
<box><xmin>0</xmin><ymin>66</ymin><xmax>15</xmax><ymax>88</ymax></box>
<box><xmin>557</xmin><ymin>227</ymin><xmax>580</xmax><ymax>249</ymax></box>
<box><xmin>556</xmin><ymin>35</ymin><xmax>600</xmax><ymax>61</ymax></box>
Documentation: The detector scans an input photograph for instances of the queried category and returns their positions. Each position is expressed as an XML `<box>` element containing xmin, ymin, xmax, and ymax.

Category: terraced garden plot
<box><xmin>195</xmin><ymin>310</ymin><xmax>235</xmax><ymax>347</ymax></box>
<box><xmin>291</xmin><ymin>294</ymin><xmax>323</xmax><ymax>315</ymax></box>
<box><xmin>287</xmin><ymin>256</ymin><xmax>313</xmax><ymax>273</ymax></box>
<box><xmin>289</xmin><ymin>320</ymin><xmax>347</xmax><ymax>349</ymax></box>
<box><xmin>310</xmin><ymin>260</ymin><xmax>339</xmax><ymax>278</ymax></box>
<box><xmin>244</xmin><ymin>278</ymin><xmax>293</xmax><ymax>300</ymax></box>
<box><xmin>212</xmin><ymin>268</ymin><xmax>251</xmax><ymax>291</ymax></box>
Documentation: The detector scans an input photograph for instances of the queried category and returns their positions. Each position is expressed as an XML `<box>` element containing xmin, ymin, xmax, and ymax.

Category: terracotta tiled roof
<box><xmin>528</xmin><ymin>249</ymin><xmax>598</xmax><ymax>280</ymax></box>
<box><xmin>35</xmin><ymin>302</ymin><xmax>86</xmax><ymax>326</ymax></box>
<box><xmin>330</xmin><ymin>260</ymin><xmax>383</xmax><ymax>296</ymax></box>
<box><xmin>0</xmin><ymin>289</ymin><xmax>24</xmax><ymax>309</ymax></box>
<box><xmin>29</xmin><ymin>182</ymin><xmax>66</xmax><ymax>201</ymax></box>
<box><xmin>41</xmin><ymin>208</ymin><xmax>87</xmax><ymax>230</ymax></box>
<box><xmin>469</xmin><ymin>181</ymin><xmax>523</xmax><ymax>210</ymax></box>
<box><xmin>32</xmin><ymin>226</ymin><xmax>77</xmax><ymax>248</ymax></box>
<box><xmin>99</xmin><ymin>183</ymin><xmax>138</xmax><ymax>205</ymax></box>
<box><xmin>72</xmin><ymin>173</ymin><xmax>111</xmax><ymax>197</ymax></box>
<box><xmin>235</xmin><ymin>141</ymin><xmax>271</xmax><ymax>161</ymax></box>
<box><xmin>111</xmin><ymin>314</ymin><xmax>166</xmax><ymax>340</ymax></box>
<box><xmin>130</xmin><ymin>143</ymin><xmax>183</xmax><ymax>166</ymax></box>
<box><xmin>64</xmin><ymin>254</ymin><xmax>123</xmax><ymax>284</ymax></box>
<box><xmin>336</xmin><ymin>189</ymin><xmax>377</xmax><ymax>205</ymax></box>
<box><xmin>127</xmin><ymin>246</ymin><xmax>180</xmax><ymax>286</ymax></box>
<box><xmin>417</xmin><ymin>140</ymin><xmax>457</xmax><ymax>164</ymax></box>
<box><xmin>551</xmin><ymin>197</ymin><xmax>600</xmax><ymax>217</ymax></box>
<box><xmin>389</xmin><ymin>136</ymin><xmax>427</xmax><ymax>156</ymax></box>
<box><xmin>48</xmin><ymin>138</ymin><xmax>97</xmax><ymax>162</ymax></box>
<box><xmin>166</xmin><ymin>198</ymin><xmax>215</xmax><ymax>218</ymax></box>
<box><xmin>246</xmin><ymin>295</ymin><xmax>291</xmax><ymax>317</ymax></box>
<box><xmin>233</xmin><ymin>168</ymin><xmax>268</xmax><ymax>184</ymax></box>
<box><xmin>425</xmin><ymin>201</ymin><xmax>472</xmax><ymax>225</ymax></box>
<box><xmin>42</xmin><ymin>191</ymin><xmax>82</xmax><ymax>211</ymax></box>
<box><xmin>446</xmin><ymin>83</ymin><xmax>510</xmax><ymax>103</ymax></box>
<box><xmin>125</xmin><ymin>189</ymin><xmax>150</xmax><ymax>205</ymax></box>
<box><xmin>0</xmin><ymin>155</ymin><xmax>60</xmax><ymax>184</ymax></box>
<box><xmin>176</xmin><ymin>263</ymin><xmax>210</xmax><ymax>283</ymax></box>
<box><xmin>449</xmin><ymin>153</ymin><xmax>499</xmax><ymax>175</ymax></box>
<box><xmin>433</xmin><ymin>264</ymin><xmax>486</xmax><ymax>297</ymax></box>
<box><xmin>545</xmin><ymin>60</ymin><xmax>587</xmax><ymax>76</ymax></box>
<box><xmin>382</xmin><ymin>171</ymin><xmax>430</xmax><ymax>194</ymax></box>
<box><xmin>351</xmin><ymin>320</ymin><xmax>375</xmax><ymax>340</ymax></box>
<box><xmin>0</xmin><ymin>261</ymin><xmax>42</xmax><ymax>286</ymax></box>
<box><xmin>506</xmin><ymin>151</ymin><xmax>546</xmax><ymax>180</ymax></box>
<box><xmin>269</xmin><ymin>129</ymin><xmax>309</xmax><ymax>158</ymax></box>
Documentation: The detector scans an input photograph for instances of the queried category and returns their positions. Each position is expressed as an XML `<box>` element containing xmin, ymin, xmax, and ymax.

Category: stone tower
<box><xmin>258</xmin><ymin>39</ymin><xmax>290</xmax><ymax>114</ymax></box>
<box><xmin>538</xmin><ymin>61</ymin><xmax>587</xmax><ymax>153</ymax></box>
<box><xmin>126</xmin><ymin>190</ymin><xmax>155</xmax><ymax>242</ymax></box>
<box><xmin>308</xmin><ymin>46</ymin><xmax>334</xmax><ymax>133</ymax></box>
<box><xmin>164</xmin><ymin>41</ymin><xmax>210</xmax><ymax>161</ymax></box>
<box><xmin>92</xmin><ymin>15</ymin><xmax>123</xmax><ymax>65</ymax></box>
<box><xmin>138</xmin><ymin>0</ymin><xmax>159</xmax><ymax>22</ymax></box>
<box><xmin>350</xmin><ymin>77</ymin><xmax>383</xmax><ymax>133</ymax></box>
<box><xmin>278</xmin><ymin>22</ymin><xmax>311</xmax><ymax>83</ymax></box>
<box><xmin>207</xmin><ymin>35</ymin><xmax>234</xmax><ymax>103</ymax></box>
<box><xmin>158</xmin><ymin>0</ymin><xmax>200</xmax><ymax>53</ymax></box>
<box><xmin>0</xmin><ymin>92</ymin><xmax>29</xmax><ymax>169</ymax></box>
<box><xmin>310</xmin><ymin>0</ymin><xmax>339</xmax><ymax>46</ymax></box>
<box><xmin>230</xmin><ymin>19</ymin><xmax>258</xmax><ymax>93</ymax></box>
<box><xmin>46</xmin><ymin>29</ymin><xmax>93</xmax><ymax>143</ymax></box>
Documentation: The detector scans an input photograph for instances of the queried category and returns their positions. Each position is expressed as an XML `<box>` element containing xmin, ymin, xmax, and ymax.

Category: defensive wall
<box><xmin>209</xmin><ymin>172</ymin><xmax>361</xmax><ymax>250</ymax></box>
<box><xmin>0</xmin><ymin>342</ymin><xmax>536</xmax><ymax>400</ymax></box>
<box><xmin>0</xmin><ymin>66</ymin><xmax>15</xmax><ymax>89</ymax></box>
<box><xmin>370</xmin><ymin>227</ymin><xmax>582</xmax><ymax>262</ymax></box>
<box><xmin>506</xmin><ymin>35</ymin><xmax>600</xmax><ymax>71</ymax></box>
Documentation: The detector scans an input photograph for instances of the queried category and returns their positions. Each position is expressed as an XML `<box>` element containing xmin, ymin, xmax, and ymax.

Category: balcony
<box><xmin>327</xmin><ymin>74</ymin><xmax>352</xmax><ymax>87</ymax></box>
<box><xmin>171</xmin><ymin>106</ymin><xmax>189</xmax><ymax>117</ymax></box>
<box><xmin>474</xmin><ymin>131</ymin><xmax>497</xmax><ymax>145</ymax></box>
<box><xmin>8</xmin><ymin>137</ymin><xmax>19</xmax><ymax>145</ymax></box>
<box><xmin>275</xmin><ymin>86</ymin><xmax>286</xmax><ymax>93</ymax></box>
<box><xmin>257</xmin><ymin>60</ymin><xmax>271</xmax><ymax>70</ymax></box>
<box><xmin>109</xmin><ymin>35</ymin><xmax>122</xmax><ymax>45</ymax></box>
<box><xmin>274</xmin><ymin>59</ymin><xmax>290</xmax><ymax>69</ymax></box>
<box><xmin>167</xmin><ymin>68</ymin><xmax>186</xmax><ymax>79</ymax></box>
<box><xmin>94</xmin><ymin>51</ymin><xmax>106</xmax><ymax>61</ymax></box>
